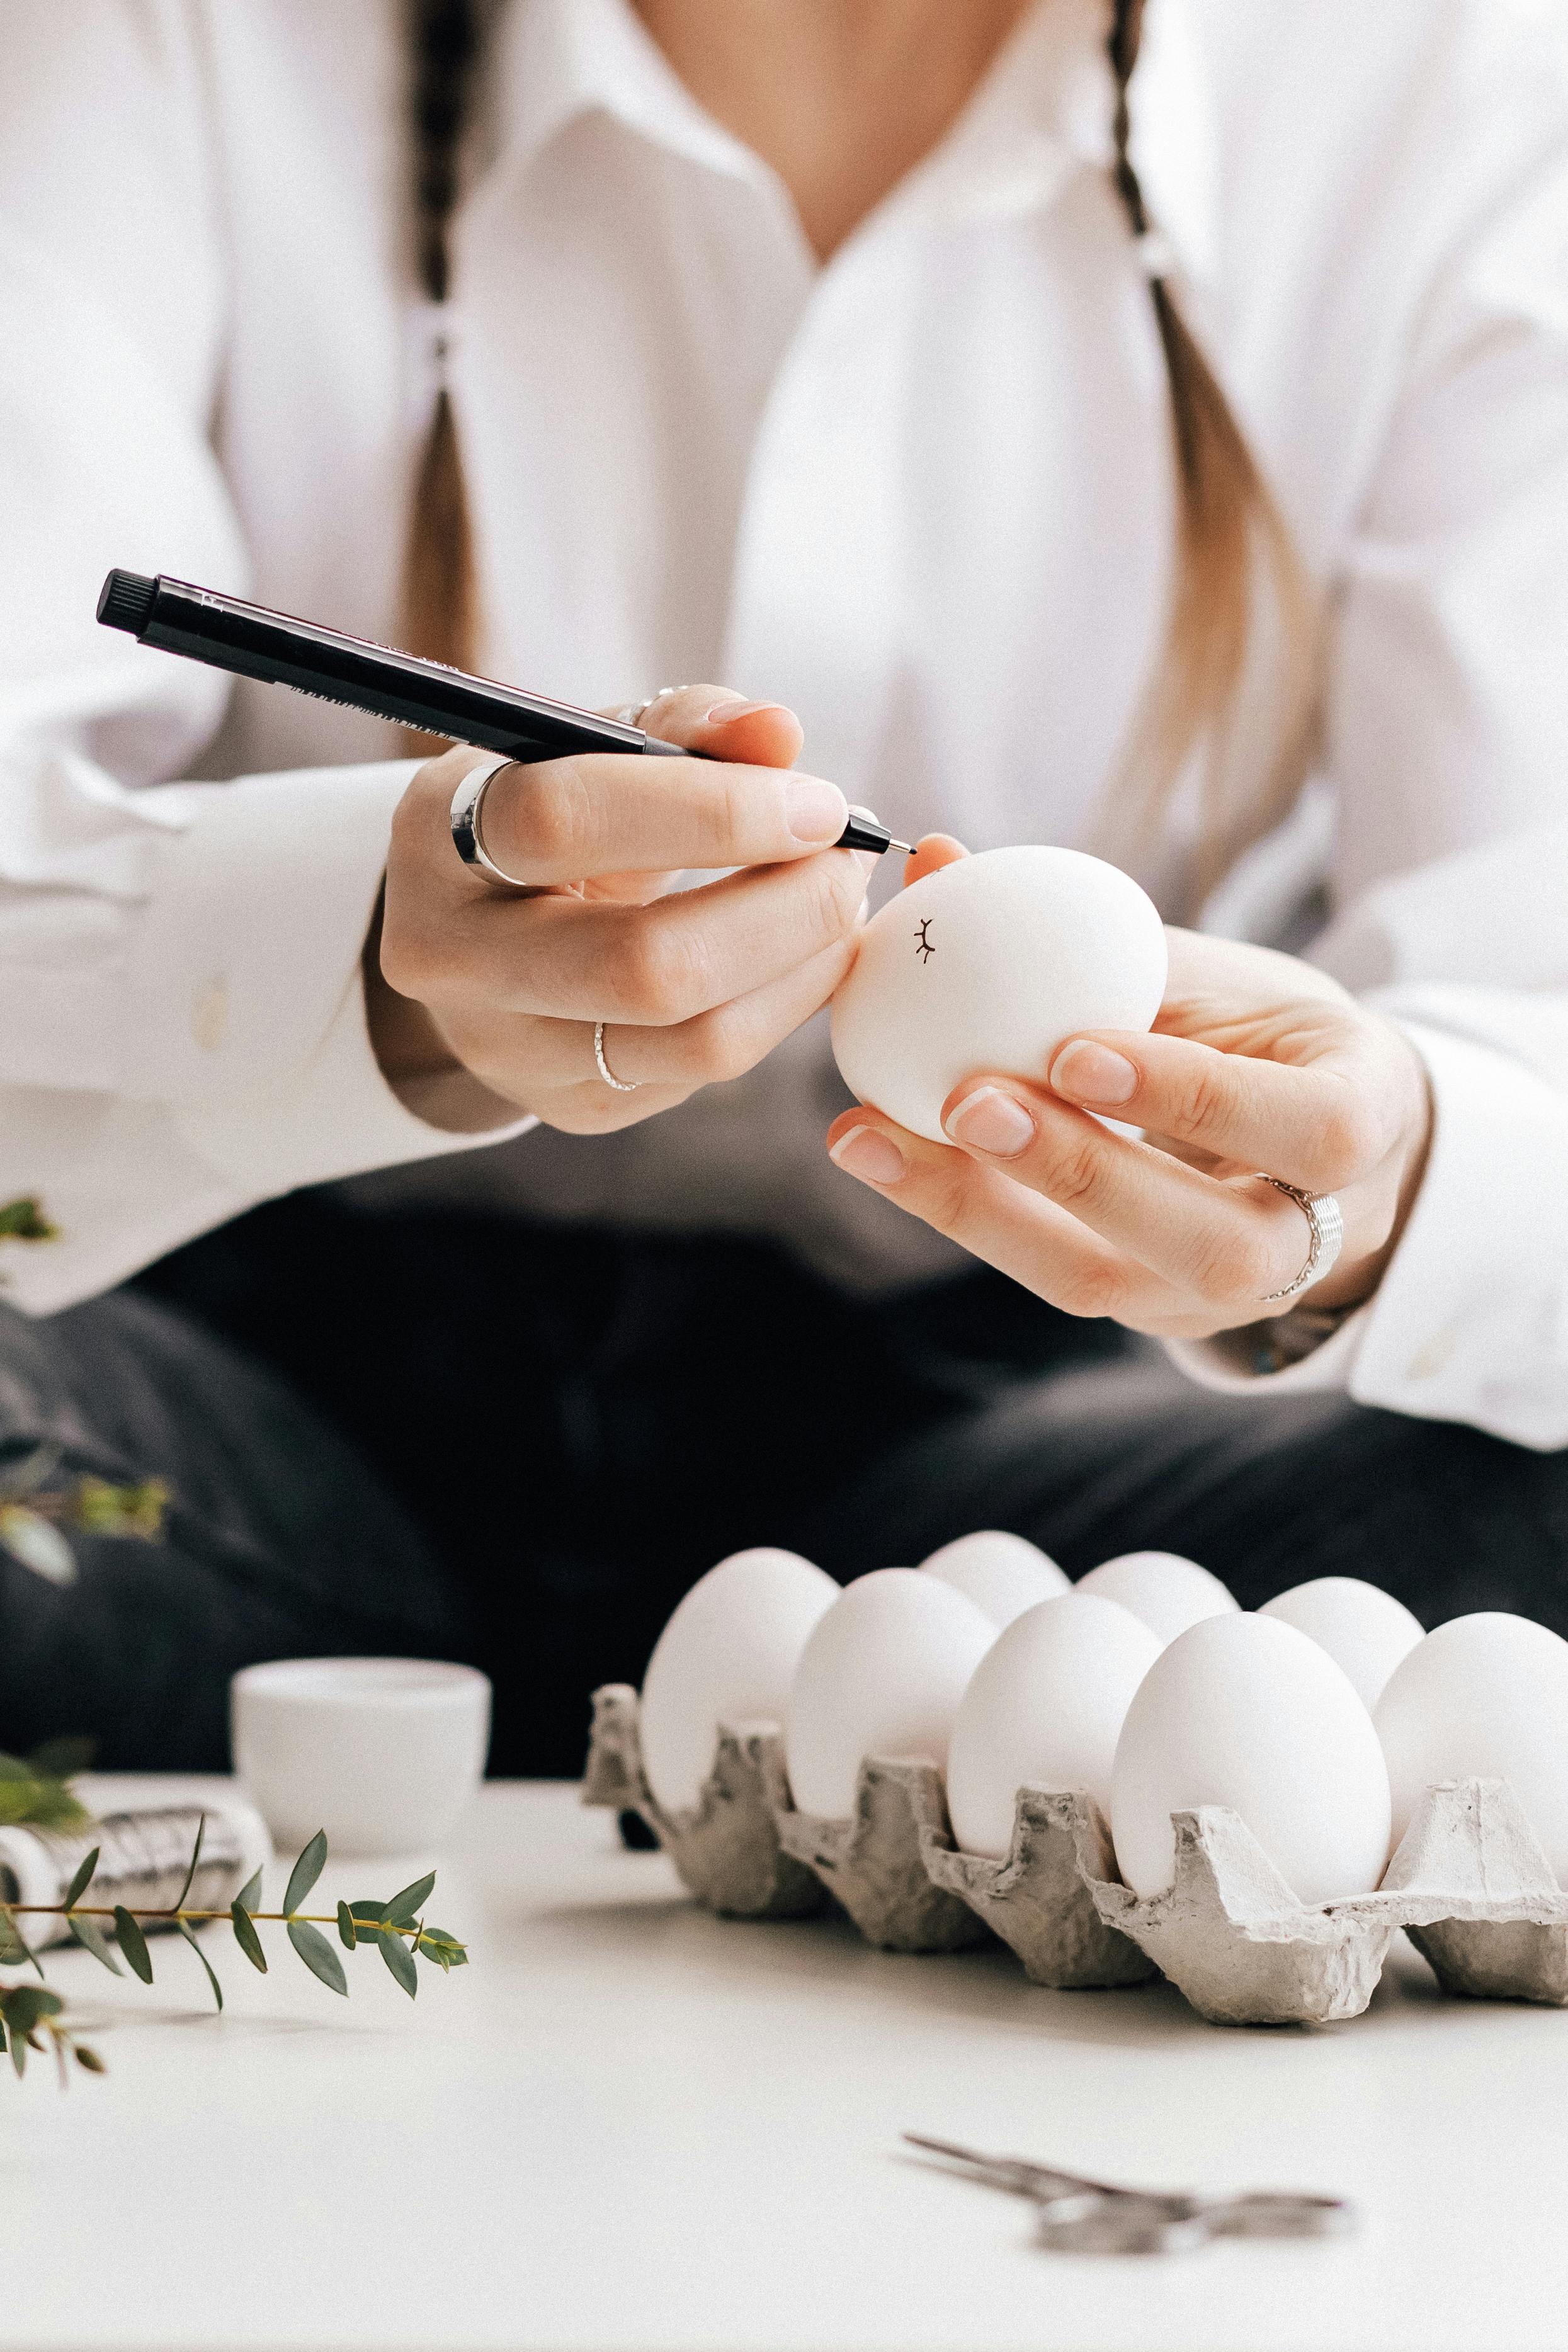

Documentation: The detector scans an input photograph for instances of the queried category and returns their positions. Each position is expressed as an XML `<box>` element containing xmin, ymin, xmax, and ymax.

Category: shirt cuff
<box><xmin>121</xmin><ymin>758</ymin><xmax>534</xmax><ymax>1190</ymax></box>
<box><xmin>1166</xmin><ymin>1023</ymin><xmax>1568</xmax><ymax>1450</ymax></box>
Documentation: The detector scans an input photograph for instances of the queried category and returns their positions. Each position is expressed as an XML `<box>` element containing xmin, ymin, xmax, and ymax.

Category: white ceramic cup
<box><xmin>230</xmin><ymin>1657</ymin><xmax>491</xmax><ymax>1858</ymax></box>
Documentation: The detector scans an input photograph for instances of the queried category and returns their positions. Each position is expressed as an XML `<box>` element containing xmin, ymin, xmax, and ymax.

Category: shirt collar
<box><xmin>472</xmin><ymin>0</ymin><xmax>1217</xmax><ymax>285</ymax></box>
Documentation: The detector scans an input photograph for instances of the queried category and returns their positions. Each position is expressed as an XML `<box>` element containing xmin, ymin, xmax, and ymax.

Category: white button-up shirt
<box><xmin>3</xmin><ymin>0</ymin><xmax>1567</xmax><ymax>1447</ymax></box>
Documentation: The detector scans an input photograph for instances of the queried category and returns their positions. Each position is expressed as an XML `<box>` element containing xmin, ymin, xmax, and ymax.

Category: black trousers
<box><xmin>1</xmin><ymin>1192</ymin><xmax>1564</xmax><ymax>1777</ymax></box>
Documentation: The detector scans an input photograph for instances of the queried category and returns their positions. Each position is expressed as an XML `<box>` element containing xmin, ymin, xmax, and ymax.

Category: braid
<box><xmin>399</xmin><ymin>0</ymin><xmax>486</xmax><ymax>716</ymax></box>
<box><xmin>1104</xmin><ymin>0</ymin><xmax>1316</xmax><ymax>904</ymax></box>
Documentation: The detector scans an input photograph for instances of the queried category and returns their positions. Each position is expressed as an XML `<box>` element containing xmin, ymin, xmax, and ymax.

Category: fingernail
<box><xmin>1050</xmin><ymin>1041</ymin><xmax>1138</xmax><ymax>1105</ymax></box>
<box><xmin>704</xmin><ymin>698</ymin><xmax>787</xmax><ymax>726</ymax></box>
<box><xmin>829</xmin><ymin>1126</ymin><xmax>907</xmax><ymax>1185</ymax></box>
<box><xmin>785</xmin><ymin>776</ymin><xmax>850</xmax><ymax>844</ymax></box>
<box><xmin>945</xmin><ymin>1087</ymin><xmax>1036</xmax><ymax>1157</ymax></box>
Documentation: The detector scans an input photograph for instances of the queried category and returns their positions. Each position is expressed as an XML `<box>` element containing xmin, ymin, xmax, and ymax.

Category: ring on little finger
<box><xmin>594</xmin><ymin>1021</ymin><xmax>639</xmax><ymax>1093</ymax></box>
<box><xmin>1254</xmin><ymin>1175</ymin><xmax>1344</xmax><ymax>1302</ymax></box>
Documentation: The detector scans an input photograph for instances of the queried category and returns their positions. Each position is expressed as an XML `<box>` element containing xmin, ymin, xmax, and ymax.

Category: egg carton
<box><xmin>774</xmin><ymin>1759</ymin><xmax>992</xmax><ymax>1954</ymax></box>
<box><xmin>1083</xmin><ymin>1775</ymin><xmax>1568</xmax><ymax>2025</ymax></box>
<box><xmin>581</xmin><ymin>1683</ymin><xmax>824</xmax><ymax>1919</ymax></box>
<box><xmin>920</xmin><ymin>1787</ymin><xmax>1157</xmax><ymax>1990</ymax></box>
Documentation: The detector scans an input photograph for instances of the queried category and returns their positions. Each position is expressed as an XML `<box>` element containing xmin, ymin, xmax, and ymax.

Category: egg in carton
<box><xmin>920</xmin><ymin>1772</ymin><xmax>1568</xmax><ymax>2025</ymax></box>
<box><xmin>582</xmin><ymin>1683</ymin><xmax>824</xmax><ymax>1920</ymax></box>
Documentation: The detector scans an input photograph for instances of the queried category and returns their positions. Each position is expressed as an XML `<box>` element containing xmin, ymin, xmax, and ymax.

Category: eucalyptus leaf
<box><xmin>415</xmin><ymin>1926</ymin><xmax>468</xmax><ymax>1970</ymax></box>
<box><xmin>378</xmin><ymin>1929</ymin><xmax>418</xmax><ymax>1999</ymax></box>
<box><xmin>74</xmin><ymin>2043</ymin><xmax>106</xmax><ymax>2075</ymax></box>
<box><xmin>64</xmin><ymin>1846</ymin><xmax>99</xmax><ymax>1909</ymax></box>
<box><xmin>348</xmin><ymin>1899</ymin><xmax>390</xmax><ymax>1923</ymax></box>
<box><xmin>2</xmin><ymin>1907</ymin><xmax>46</xmax><ymax>1980</ymax></box>
<box><xmin>113</xmin><ymin>1906</ymin><xmax>153</xmax><ymax>1984</ymax></box>
<box><xmin>67</xmin><ymin>1914</ymin><xmax>123</xmax><ymax>1976</ymax></box>
<box><xmin>172</xmin><ymin>1814</ymin><xmax>206</xmax><ymax>1913</ymax></box>
<box><xmin>287</xmin><ymin>1917</ymin><xmax>347</xmax><ymax>1997</ymax></box>
<box><xmin>336</xmin><ymin>1900</ymin><xmax>356</xmax><ymax>1951</ymax></box>
<box><xmin>283</xmin><ymin>1829</ymin><xmax>327</xmax><ymax>1917</ymax></box>
<box><xmin>0</xmin><ymin>1752</ymin><xmax>31</xmax><ymax>1780</ymax></box>
<box><xmin>1</xmin><ymin>1985</ymin><xmax>62</xmax><ymax>2037</ymax></box>
<box><xmin>230</xmin><ymin>1899</ymin><xmax>267</xmax><ymax>1974</ymax></box>
<box><xmin>8</xmin><ymin>2026</ymin><xmax>23</xmax><ymax>2079</ymax></box>
<box><xmin>235</xmin><ymin>1867</ymin><xmax>264</xmax><ymax>1916</ymax></box>
<box><xmin>177</xmin><ymin>1919</ymin><xmax>224</xmax><ymax>2013</ymax></box>
<box><xmin>384</xmin><ymin>1870</ymin><xmax>435</xmax><ymax>1926</ymax></box>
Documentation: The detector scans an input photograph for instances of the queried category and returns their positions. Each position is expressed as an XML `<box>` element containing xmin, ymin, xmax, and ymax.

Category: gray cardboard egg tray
<box><xmin>584</xmin><ymin>1681</ymin><xmax>1568</xmax><ymax>2026</ymax></box>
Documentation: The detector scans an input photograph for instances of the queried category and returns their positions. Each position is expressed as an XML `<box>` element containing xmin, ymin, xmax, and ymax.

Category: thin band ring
<box><xmin>613</xmin><ymin>686</ymin><xmax>690</xmax><ymax>727</ymax></box>
<box><xmin>450</xmin><ymin>755</ymin><xmax>533</xmax><ymax>889</ymax></box>
<box><xmin>594</xmin><ymin>1021</ymin><xmax>639</xmax><ymax>1093</ymax></box>
<box><xmin>1254</xmin><ymin>1175</ymin><xmax>1345</xmax><ymax>1304</ymax></box>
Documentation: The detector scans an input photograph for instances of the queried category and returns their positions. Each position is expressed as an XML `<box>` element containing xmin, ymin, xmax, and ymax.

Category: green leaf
<box><xmin>348</xmin><ymin>1899</ymin><xmax>390</xmax><ymax>1923</ymax></box>
<box><xmin>178</xmin><ymin>1919</ymin><xmax>224</xmax><ymax>2013</ymax></box>
<box><xmin>1</xmin><ymin>1907</ymin><xmax>45</xmax><ymax>1980</ymax></box>
<box><xmin>0</xmin><ymin>1751</ymin><xmax>31</xmax><ymax>1779</ymax></box>
<box><xmin>172</xmin><ymin>1814</ymin><xmax>206</xmax><ymax>1913</ymax></box>
<box><xmin>235</xmin><ymin>1867</ymin><xmax>264</xmax><ymax>1916</ymax></box>
<box><xmin>0</xmin><ymin>1196</ymin><xmax>58</xmax><ymax>1242</ymax></box>
<box><xmin>287</xmin><ymin>1917</ymin><xmax>347</xmax><ymax>1997</ymax></box>
<box><xmin>283</xmin><ymin>1830</ymin><xmax>327</xmax><ymax>1917</ymax></box>
<box><xmin>378</xmin><ymin>1929</ymin><xmax>418</xmax><ymax>1999</ymax></box>
<box><xmin>8</xmin><ymin>2026</ymin><xmax>24</xmax><ymax>2078</ymax></box>
<box><xmin>415</xmin><ymin>1926</ymin><xmax>467</xmax><ymax>1970</ymax></box>
<box><xmin>383</xmin><ymin>1870</ymin><xmax>436</xmax><ymax>1926</ymax></box>
<box><xmin>336</xmin><ymin>1900</ymin><xmax>356</xmax><ymax>1951</ymax></box>
<box><xmin>0</xmin><ymin>1773</ymin><xmax>90</xmax><ymax>1831</ymax></box>
<box><xmin>64</xmin><ymin>1846</ymin><xmax>100</xmax><ymax>1909</ymax></box>
<box><xmin>74</xmin><ymin>2043</ymin><xmax>106</xmax><ymax>2075</ymax></box>
<box><xmin>113</xmin><ymin>1906</ymin><xmax>153</xmax><ymax>1984</ymax></box>
<box><xmin>67</xmin><ymin>1913</ymin><xmax>123</xmax><ymax>1976</ymax></box>
<box><xmin>26</xmin><ymin>1734</ymin><xmax>94</xmax><ymax>1780</ymax></box>
<box><xmin>230</xmin><ymin>1899</ymin><xmax>267</xmax><ymax>1974</ymax></box>
<box><xmin>2</xmin><ymin>1984</ymin><xmax>64</xmax><ymax>2026</ymax></box>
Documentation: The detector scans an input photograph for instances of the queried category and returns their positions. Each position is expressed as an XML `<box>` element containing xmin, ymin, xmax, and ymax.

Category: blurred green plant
<box><xmin>0</xmin><ymin>1444</ymin><xmax>169</xmax><ymax>1587</ymax></box>
<box><xmin>0</xmin><ymin>1739</ymin><xmax>95</xmax><ymax>1831</ymax></box>
<box><xmin>0</xmin><ymin>1814</ymin><xmax>467</xmax><ymax>2084</ymax></box>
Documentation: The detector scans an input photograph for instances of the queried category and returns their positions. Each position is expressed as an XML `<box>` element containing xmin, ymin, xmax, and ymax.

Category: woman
<box><xmin>1</xmin><ymin>0</ymin><xmax>1565</xmax><ymax>1775</ymax></box>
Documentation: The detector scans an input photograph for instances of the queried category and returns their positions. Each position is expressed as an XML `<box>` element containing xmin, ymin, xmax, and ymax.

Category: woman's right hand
<box><xmin>371</xmin><ymin>686</ymin><xmax>873</xmax><ymax>1130</ymax></box>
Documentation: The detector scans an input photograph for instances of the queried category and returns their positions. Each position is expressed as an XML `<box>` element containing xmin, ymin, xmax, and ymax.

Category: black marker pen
<box><xmin>96</xmin><ymin>571</ymin><xmax>911</xmax><ymax>858</ymax></box>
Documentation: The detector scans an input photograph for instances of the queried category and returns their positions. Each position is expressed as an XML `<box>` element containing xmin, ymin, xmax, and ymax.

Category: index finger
<box><xmin>1046</xmin><ymin>1025</ymin><xmax>1401</xmax><ymax>1197</ymax></box>
<box><xmin>479</xmin><ymin>738</ymin><xmax>849</xmax><ymax>886</ymax></box>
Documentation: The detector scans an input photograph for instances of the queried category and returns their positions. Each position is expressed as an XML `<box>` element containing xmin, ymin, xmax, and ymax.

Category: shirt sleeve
<box><xmin>1171</xmin><ymin>105</ymin><xmax>1568</xmax><ymax>1452</ymax></box>
<box><xmin>0</xmin><ymin>2</ymin><xmax>530</xmax><ymax>1316</ymax></box>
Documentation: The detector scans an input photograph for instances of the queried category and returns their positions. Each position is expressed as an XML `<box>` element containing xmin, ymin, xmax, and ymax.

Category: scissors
<box><xmin>902</xmin><ymin>2134</ymin><xmax>1356</xmax><ymax>2256</ymax></box>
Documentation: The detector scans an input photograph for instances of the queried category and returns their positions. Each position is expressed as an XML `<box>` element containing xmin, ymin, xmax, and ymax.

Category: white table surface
<box><xmin>2</xmin><ymin>1773</ymin><xmax>1563</xmax><ymax>2352</ymax></box>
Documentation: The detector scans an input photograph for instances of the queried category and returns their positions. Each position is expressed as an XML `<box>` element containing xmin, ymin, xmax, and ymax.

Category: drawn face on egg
<box><xmin>830</xmin><ymin>846</ymin><xmax>1168</xmax><ymax>1142</ymax></box>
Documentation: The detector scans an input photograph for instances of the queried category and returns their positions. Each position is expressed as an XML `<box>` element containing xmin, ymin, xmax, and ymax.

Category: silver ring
<box><xmin>612</xmin><ymin>686</ymin><xmax>689</xmax><ymax>727</ymax></box>
<box><xmin>594</xmin><ymin>1021</ymin><xmax>638</xmax><ymax>1093</ymax></box>
<box><xmin>1254</xmin><ymin>1176</ymin><xmax>1344</xmax><ymax>1303</ymax></box>
<box><xmin>450</xmin><ymin>755</ymin><xmax>533</xmax><ymax>889</ymax></box>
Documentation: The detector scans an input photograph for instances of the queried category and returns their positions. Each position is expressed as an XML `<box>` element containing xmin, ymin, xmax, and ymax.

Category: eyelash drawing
<box><xmin>915</xmin><ymin>919</ymin><xmax>935</xmax><ymax>962</ymax></box>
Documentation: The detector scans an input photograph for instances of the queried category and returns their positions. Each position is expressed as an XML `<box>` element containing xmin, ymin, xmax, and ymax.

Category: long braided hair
<box><xmin>399</xmin><ymin>0</ymin><xmax>487</xmax><ymax>700</ymax></box>
<box><xmin>399</xmin><ymin>0</ymin><xmax>1315</xmax><ymax>889</ymax></box>
<box><xmin>1101</xmin><ymin>0</ymin><xmax>1315</xmax><ymax>898</ymax></box>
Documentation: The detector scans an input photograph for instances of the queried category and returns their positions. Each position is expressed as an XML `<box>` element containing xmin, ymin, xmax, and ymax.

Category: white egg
<box><xmin>639</xmin><ymin>1547</ymin><xmax>840</xmax><ymax>1814</ymax></box>
<box><xmin>1110</xmin><ymin>1614</ymin><xmax>1392</xmax><ymax>1904</ymax></box>
<box><xmin>830</xmin><ymin>846</ymin><xmax>1167</xmax><ymax>1142</ymax></box>
<box><xmin>919</xmin><ymin>1530</ymin><xmax>1070</xmax><ymax>1628</ymax></box>
<box><xmin>1260</xmin><ymin>1577</ymin><xmax>1424</xmax><ymax>1712</ymax></box>
<box><xmin>1075</xmin><ymin>1552</ymin><xmax>1239</xmax><ymax>1645</ymax></box>
<box><xmin>946</xmin><ymin>1593</ymin><xmax>1164</xmax><ymax>1857</ymax></box>
<box><xmin>1373</xmin><ymin>1613</ymin><xmax>1568</xmax><ymax>1881</ymax></box>
<box><xmin>785</xmin><ymin>1567</ymin><xmax>997</xmax><ymax>1821</ymax></box>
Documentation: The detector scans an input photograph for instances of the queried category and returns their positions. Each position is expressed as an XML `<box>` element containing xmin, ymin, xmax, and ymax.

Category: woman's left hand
<box><xmin>826</xmin><ymin>839</ymin><xmax>1433</xmax><ymax>1339</ymax></box>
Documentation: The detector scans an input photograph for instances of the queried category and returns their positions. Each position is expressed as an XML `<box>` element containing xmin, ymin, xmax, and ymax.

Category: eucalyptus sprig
<box><xmin>0</xmin><ymin>1815</ymin><xmax>467</xmax><ymax>2082</ymax></box>
<box><xmin>0</xmin><ymin>1739</ymin><xmax>95</xmax><ymax>1831</ymax></box>
<box><xmin>0</xmin><ymin>1443</ymin><xmax>169</xmax><ymax>1588</ymax></box>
